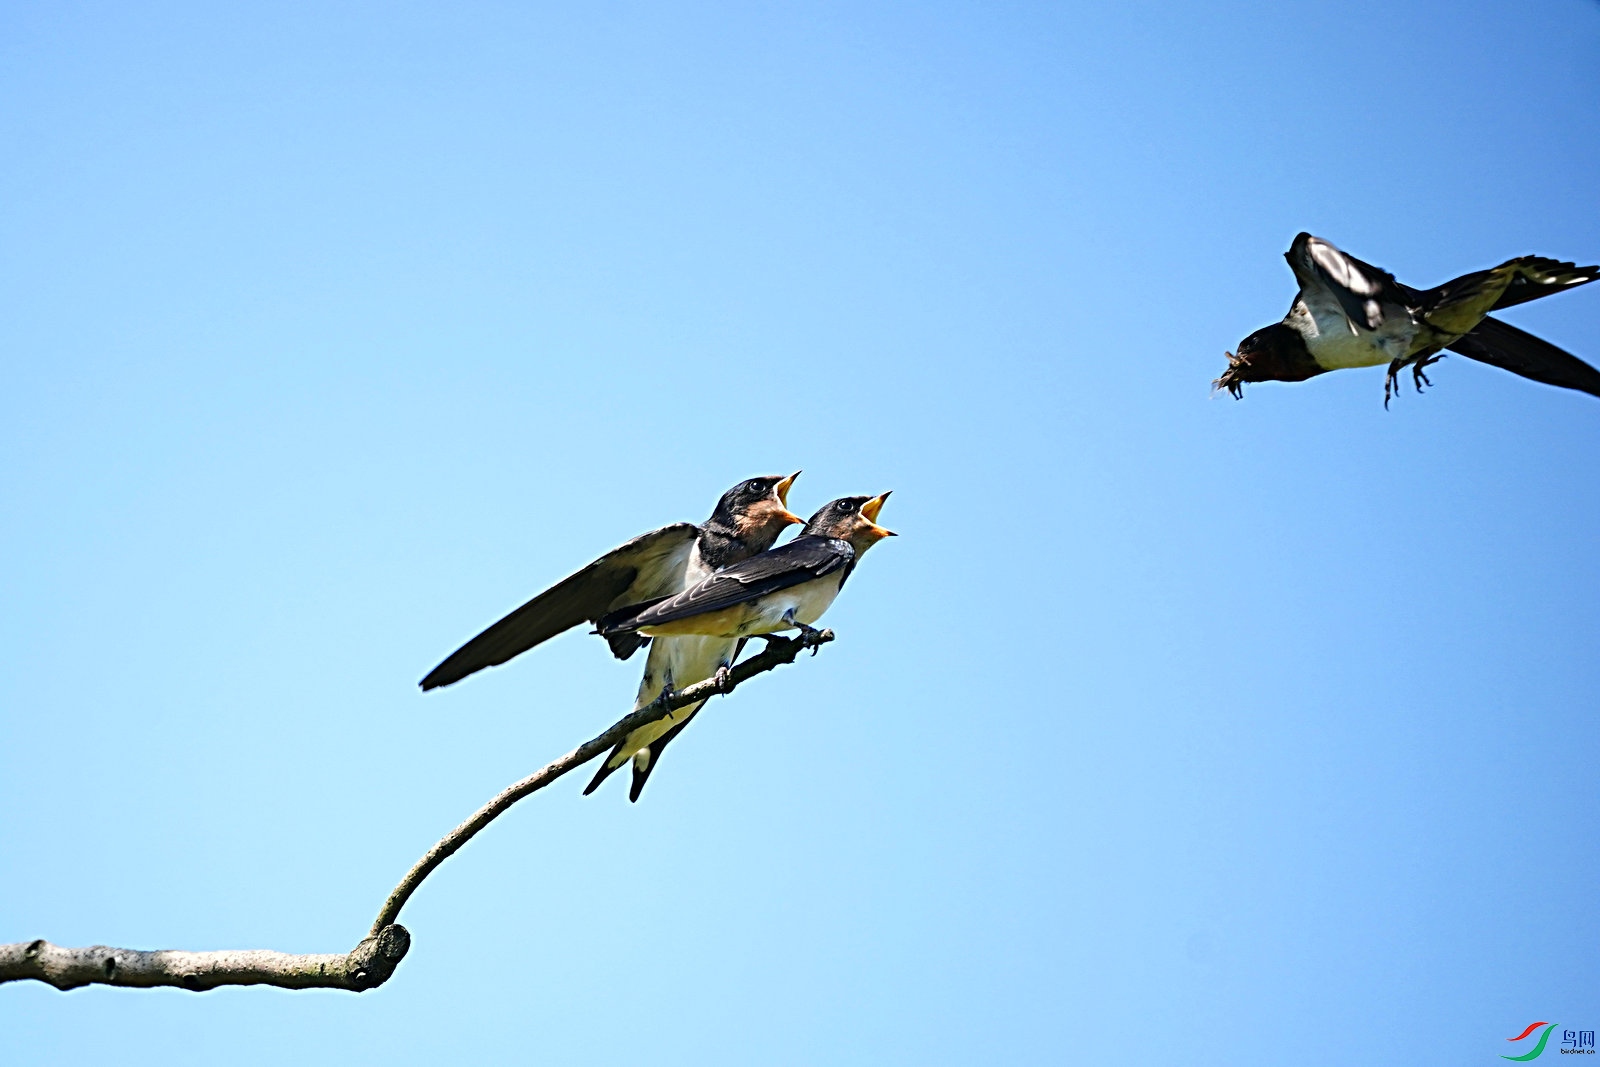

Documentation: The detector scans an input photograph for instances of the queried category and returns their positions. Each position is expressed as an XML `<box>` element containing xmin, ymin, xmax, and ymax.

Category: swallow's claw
<box><xmin>712</xmin><ymin>664</ymin><xmax>733</xmax><ymax>694</ymax></box>
<box><xmin>651</xmin><ymin>669</ymin><xmax>678</xmax><ymax>711</ymax></box>
<box><xmin>1384</xmin><ymin>360</ymin><xmax>1404</xmax><ymax>408</ymax></box>
<box><xmin>1412</xmin><ymin>351</ymin><xmax>1442</xmax><ymax>393</ymax></box>
<box><xmin>792</xmin><ymin>623</ymin><xmax>829</xmax><ymax>654</ymax></box>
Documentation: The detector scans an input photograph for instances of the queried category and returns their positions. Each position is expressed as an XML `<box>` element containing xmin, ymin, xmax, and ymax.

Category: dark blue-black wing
<box><xmin>421</xmin><ymin>522</ymin><xmax>699</xmax><ymax>689</ymax></box>
<box><xmin>606</xmin><ymin>536</ymin><xmax>853</xmax><ymax>633</ymax></box>
<box><xmin>1446</xmin><ymin>316</ymin><xmax>1600</xmax><ymax>399</ymax></box>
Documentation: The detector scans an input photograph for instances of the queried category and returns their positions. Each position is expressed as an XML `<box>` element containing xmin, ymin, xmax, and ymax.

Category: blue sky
<box><xmin>4</xmin><ymin>2</ymin><xmax>1598</xmax><ymax>1063</ymax></box>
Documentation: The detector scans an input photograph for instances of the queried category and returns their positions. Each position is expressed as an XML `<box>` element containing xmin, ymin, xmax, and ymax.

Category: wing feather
<box><xmin>1446</xmin><ymin>316</ymin><xmax>1600</xmax><ymax>399</ymax></box>
<box><xmin>1489</xmin><ymin>257</ymin><xmax>1600</xmax><ymax>312</ymax></box>
<box><xmin>1285</xmin><ymin>232</ymin><xmax>1406</xmax><ymax>330</ymax></box>
<box><xmin>607</xmin><ymin>537</ymin><xmax>852</xmax><ymax>632</ymax></box>
<box><xmin>420</xmin><ymin>522</ymin><xmax>699</xmax><ymax>690</ymax></box>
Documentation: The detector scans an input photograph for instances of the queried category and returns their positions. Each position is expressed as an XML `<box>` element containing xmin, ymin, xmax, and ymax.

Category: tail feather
<box><xmin>591</xmin><ymin>636</ymin><xmax>748</xmax><ymax>801</ymax></box>
<box><xmin>583</xmin><ymin>741</ymin><xmax>628</xmax><ymax>795</ymax></box>
<box><xmin>1447</xmin><ymin>315</ymin><xmax>1600</xmax><ymax>398</ymax></box>
<box><xmin>629</xmin><ymin>711</ymin><xmax>699</xmax><ymax>802</ymax></box>
<box><xmin>627</xmin><ymin>639</ymin><xmax>743</xmax><ymax>802</ymax></box>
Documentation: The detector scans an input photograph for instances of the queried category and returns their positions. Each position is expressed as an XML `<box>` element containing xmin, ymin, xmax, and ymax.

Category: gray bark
<box><xmin>0</xmin><ymin>927</ymin><xmax>410</xmax><ymax>992</ymax></box>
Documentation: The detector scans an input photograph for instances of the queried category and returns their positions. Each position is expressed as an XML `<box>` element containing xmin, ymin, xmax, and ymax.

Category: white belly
<box><xmin>605</xmin><ymin>633</ymin><xmax>737</xmax><ymax>770</ymax></box>
<box><xmin>1290</xmin><ymin>297</ymin><xmax>1414</xmax><ymax>369</ymax></box>
<box><xmin>733</xmin><ymin>574</ymin><xmax>845</xmax><ymax>636</ymax></box>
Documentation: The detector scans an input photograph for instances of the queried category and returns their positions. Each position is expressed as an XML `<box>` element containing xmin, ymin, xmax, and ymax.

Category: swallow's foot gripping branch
<box><xmin>0</xmin><ymin>630</ymin><xmax>835</xmax><ymax>994</ymax></box>
<box><xmin>776</xmin><ymin>622</ymin><xmax>832</xmax><ymax>655</ymax></box>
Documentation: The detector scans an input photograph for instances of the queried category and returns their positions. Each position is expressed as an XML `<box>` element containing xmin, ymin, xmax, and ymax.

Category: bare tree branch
<box><xmin>368</xmin><ymin>629</ymin><xmax>832</xmax><ymax>935</ymax></box>
<box><xmin>0</xmin><ymin>630</ymin><xmax>833</xmax><ymax>993</ymax></box>
<box><xmin>0</xmin><ymin>927</ymin><xmax>411</xmax><ymax>993</ymax></box>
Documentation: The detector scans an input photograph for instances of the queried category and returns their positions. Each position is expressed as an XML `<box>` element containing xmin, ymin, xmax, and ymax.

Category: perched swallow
<box><xmin>419</xmin><ymin>473</ymin><xmax>803</xmax><ymax>690</ymax></box>
<box><xmin>585</xmin><ymin>493</ymin><xmax>895</xmax><ymax>800</ymax></box>
<box><xmin>1216</xmin><ymin>233</ymin><xmax>1600</xmax><ymax>405</ymax></box>
<box><xmin>601</xmin><ymin>493</ymin><xmax>895</xmax><ymax>643</ymax></box>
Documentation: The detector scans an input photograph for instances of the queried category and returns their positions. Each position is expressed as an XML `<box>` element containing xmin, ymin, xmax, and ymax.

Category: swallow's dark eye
<box><xmin>748</xmin><ymin>481</ymin><xmax>765</xmax><ymax>494</ymax></box>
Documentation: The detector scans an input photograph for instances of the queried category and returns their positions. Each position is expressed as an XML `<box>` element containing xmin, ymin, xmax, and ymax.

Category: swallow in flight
<box><xmin>1216</xmin><ymin>232</ymin><xmax>1600</xmax><ymax>405</ymax></box>
<box><xmin>586</xmin><ymin>493</ymin><xmax>895</xmax><ymax>799</ymax></box>
<box><xmin>420</xmin><ymin>474</ymin><xmax>803</xmax><ymax>691</ymax></box>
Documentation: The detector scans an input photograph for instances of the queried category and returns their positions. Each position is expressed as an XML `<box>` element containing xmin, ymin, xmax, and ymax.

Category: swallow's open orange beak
<box><xmin>859</xmin><ymin>491</ymin><xmax>896</xmax><ymax>539</ymax></box>
<box><xmin>770</xmin><ymin>471</ymin><xmax>804</xmax><ymax>525</ymax></box>
<box><xmin>775</xmin><ymin>470</ymin><xmax>800</xmax><ymax>506</ymax></box>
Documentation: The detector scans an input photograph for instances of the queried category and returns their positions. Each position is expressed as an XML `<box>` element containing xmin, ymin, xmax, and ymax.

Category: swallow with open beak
<box><xmin>419</xmin><ymin>473</ymin><xmax>803</xmax><ymax>691</ymax></box>
<box><xmin>1216</xmin><ymin>232</ymin><xmax>1600</xmax><ymax>405</ymax></box>
<box><xmin>602</xmin><ymin>492</ymin><xmax>894</xmax><ymax>644</ymax></box>
<box><xmin>586</xmin><ymin>492</ymin><xmax>895</xmax><ymax>800</ymax></box>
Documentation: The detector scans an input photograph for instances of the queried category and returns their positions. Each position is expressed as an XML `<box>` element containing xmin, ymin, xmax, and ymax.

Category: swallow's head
<box><xmin>712</xmin><ymin>471</ymin><xmax>805</xmax><ymax>550</ymax></box>
<box><xmin>1213</xmin><ymin>323</ymin><xmax>1323</xmax><ymax>398</ymax></box>
<box><xmin>804</xmin><ymin>492</ymin><xmax>896</xmax><ymax>552</ymax></box>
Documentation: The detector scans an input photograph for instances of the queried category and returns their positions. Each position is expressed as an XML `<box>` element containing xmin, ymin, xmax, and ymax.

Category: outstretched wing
<box><xmin>1285</xmin><ymin>232</ymin><xmax>1408</xmax><ymax>330</ymax></box>
<box><xmin>1446</xmin><ymin>316</ymin><xmax>1600</xmax><ymax>399</ymax></box>
<box><xmin>607</xmin><ymin>536</ymin><xmax>852</xmax><ymax>632</ymax></box>
<box><xmin>1489</xmin><ymin>257</ymin><xmax>1600</xmax><ymax>312</ymax></box>
<box><xmin>420</xmin><ymin>522</ymin><xmax>699</xmax><ymax>690</ymax></box>
<box><xmin>1423</xmin><ymin>257</ymin><xmax>1598</xmax><ymax>336</ymax></box>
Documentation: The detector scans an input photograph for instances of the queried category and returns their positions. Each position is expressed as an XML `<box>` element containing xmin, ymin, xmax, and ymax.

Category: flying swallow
<box><xmin>586</xmin><ymin>492</ymin><xmax>895</xmax><ymax>800</ymax></box>
<box><xmin>1216</xmin><ymin>232</ymin><xmax>1600</xmax><ymax>405</ymax></box>
<box><xmin>419</xmin><ymin>473</ymin><xmax>803</xmax><ymax>690</ymax></box>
